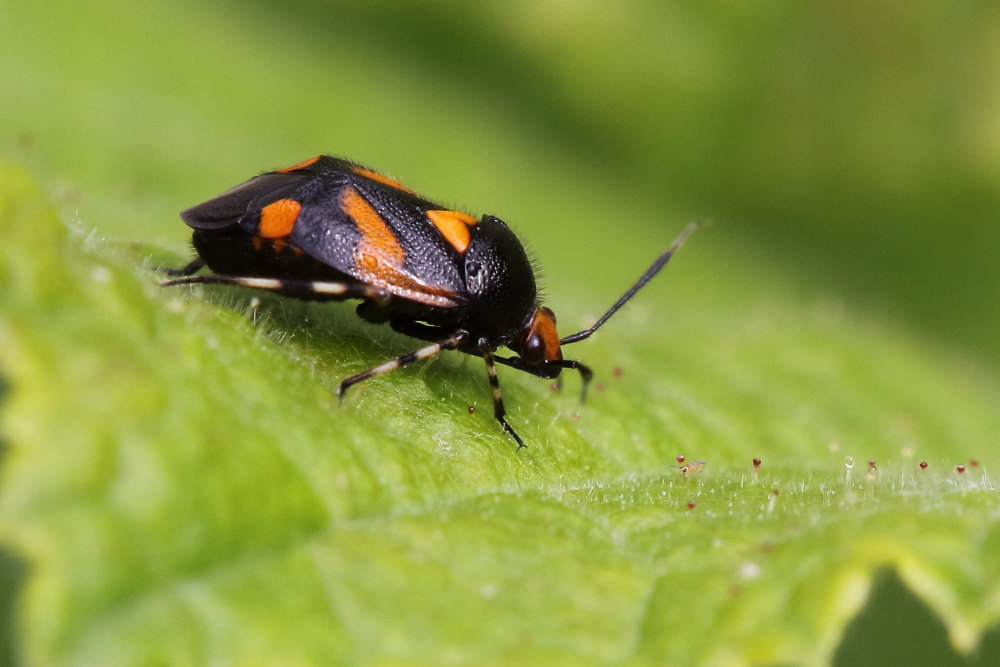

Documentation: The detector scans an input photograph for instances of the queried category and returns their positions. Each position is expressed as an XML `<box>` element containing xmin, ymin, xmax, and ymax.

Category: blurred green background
<box><xmin>2</xmin><ymin>0</ymin><xmax>998</xmax><ymax>369</ymax></box>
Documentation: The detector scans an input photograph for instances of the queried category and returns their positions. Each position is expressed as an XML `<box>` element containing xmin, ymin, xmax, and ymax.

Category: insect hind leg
<box><xmin>162</xmin><ymin>273</ymin><xmax>390</xmax><ymax>304</ymax></box>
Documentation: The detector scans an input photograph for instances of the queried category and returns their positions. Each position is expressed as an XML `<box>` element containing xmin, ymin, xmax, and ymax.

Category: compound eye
<box><xmin>518</xmin><ymin>306</ymin><xmax>562</xmax><ymax>365</ymax></box>
<box><xmin>521</xmin><ymin>331</ymin><xmax>546</xmax><ymax>365</ymax></box>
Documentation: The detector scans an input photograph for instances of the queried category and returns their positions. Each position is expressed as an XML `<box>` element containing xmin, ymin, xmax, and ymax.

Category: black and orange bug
<box><xmin>163</xmin><ymin>155</ymin><xmax>699</xmax><ymax>448</ymax></box>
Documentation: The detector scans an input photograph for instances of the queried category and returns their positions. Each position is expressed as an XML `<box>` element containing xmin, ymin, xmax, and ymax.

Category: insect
<box><xmin>163</xmin><ymin>155</ymin><xmax>699</xmax><ymax>448</ymax></box>
<box><xmin>677</xmin><ymin>460</ymin><xmax>706</xmax><ymax>476</ymax></box>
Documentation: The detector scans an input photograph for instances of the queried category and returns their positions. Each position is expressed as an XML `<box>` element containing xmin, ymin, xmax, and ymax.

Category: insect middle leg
<box><xmin>387</xmin><ymin>321</ymin><xmax>527</xmax><ymax>448</ymax></box>
<box><xmin>337</xmin><ymin>329</ymin><xmax>471</xmax><ymax>399</ymax></box>
<box><xmin>162</xmin><ymin>257</ymin><xmax>206</xmax><ymax>277</ymax></box>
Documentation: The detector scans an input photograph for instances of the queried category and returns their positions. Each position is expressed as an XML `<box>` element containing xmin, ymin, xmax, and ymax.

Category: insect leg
<box><xmin>388</xmin><ymin>318</ymin><xmax>450</xmax><ymax>344</ymax></box>
<box><xmin>162</xmin><ymin>257</ymin><xmax>206</xmax><ymax>277</ymax></box>
<box><xmin>337</xmin><ymin>329</ymin><xmax>470</xmax><ymax>399</ymax></box>
<box><xmin>162</xmin><ymin>273</ymin><xmax>390</xmax><ymax>304</ymax></box>
<box><xmin>492</xmin><ymin>355</ymin><xmax>593</xmax><ymax>402</ymax></box>
<box><xmin>551</xmin><ymin>359</ymin><xmax>594</xmax><ymax>403</ymax></box>
<box><xmin>477</xmin><ymin>339</ymin><xmax>526</xmax><ymax>449</ymax></box>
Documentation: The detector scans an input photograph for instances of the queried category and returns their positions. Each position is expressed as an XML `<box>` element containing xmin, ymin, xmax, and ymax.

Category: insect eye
<box><xmin>517</xmin><ymin>306</ymin><xmax>561</xmax><ymax>364</ymax></box>
<box><xmin>467</xmin><ymin>261</ymin><xmax>482</xmax><ymax>277</ymax></box>
<box><xmin>521</xmin><ymin>331</ymin><xmax>545</xmax><ymax>364</ymax></box>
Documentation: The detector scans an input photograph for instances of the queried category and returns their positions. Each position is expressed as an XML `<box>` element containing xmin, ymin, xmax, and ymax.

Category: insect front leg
<box><xmin>493</xmin><ymin>355</ymin><xmax>594</xmax><ymax>403</ymax></box>
<box><xmin>551</xmin><ymin>359</ymin><xmax>594</xmax><ymax>403</ymax></box>
<box><xmin>337</xmin><ymin>329</ymin><xmax>470</xmax><ymax>399</ymax></box>
<box><xmin>477</xmin><ymin>339</ymin><xmax>526</xmax><ymax>449</ymax></box>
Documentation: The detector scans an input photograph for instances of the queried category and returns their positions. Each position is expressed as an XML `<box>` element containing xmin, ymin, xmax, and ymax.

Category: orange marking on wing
<box><xmin>258</xmin><ymin>198</ymin><xmax>301</xmax><ymax>238</ymax></box>
<box><xmin>276</xmin><ymin>156</ymin><xmax>319</xmax><ymax>173</ymax></box>
<box><xmin>340</xmin><ymin>186</ymin><xmax>412</xmax><ymax>285</ymax></box>
<box><xmin>352</xmin><ymin>166</ymin><xmax>415</xmax><ymax>194</ymax></box>
<box><xmin>339</xmin><ymin>186</ymin><xmax>460</xmax><ymax>306</ymax></box>
<box><xmin>427</xmin><ymin>209</ymin><xmax>478</xmax><ymax>254</ymax></box>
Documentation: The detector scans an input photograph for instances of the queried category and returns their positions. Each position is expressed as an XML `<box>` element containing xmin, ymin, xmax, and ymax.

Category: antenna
<box><xmin>559</xmin><ymin>220</ymin><xmax>702</xmax><ymax>346</ymax></box>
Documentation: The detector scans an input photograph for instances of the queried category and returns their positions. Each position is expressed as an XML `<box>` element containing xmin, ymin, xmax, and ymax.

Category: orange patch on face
<box><xmin>258</xmin><ymin>198</ymin><xmax>301</xmax><ymax>238</ymax></box>
<box><xmin>352</xmin><ymin>167</ymin><xmax>415</xmax><ymax>194</ymax></box>
<box><xmin>427</xmin><ymin>209</ymin><xmax>478</xmax><ymax>254</ymax></box>
<box><xmin>276</xmin><ymin>156</ymin><xmax>320</xmax><ymax>173</ymax></box>
<box><xmin>532</xmin><ymin>307</ymin><xmax>562</xmax><ymax>362</ymax></box>
<box><xmin>340</xmin><ymin>186</ymin><xmax>413</xmax><ymax>287</ymax></box>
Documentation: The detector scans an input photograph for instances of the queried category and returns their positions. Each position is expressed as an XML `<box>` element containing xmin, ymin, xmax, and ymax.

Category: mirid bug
<box><xmin>163</xmin><ymin>155</ymin><xmax>699</xmax><ymax>448</ymax></box>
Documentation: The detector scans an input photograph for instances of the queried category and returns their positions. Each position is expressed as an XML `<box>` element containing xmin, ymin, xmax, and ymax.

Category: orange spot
<box><xmin>520</xmin><ymin>306</ymin><xmax>562</xmax><ymax>363</ymax></box>
<box><xmin>340</xmin><ymin>186</ymin><xmax>416</xmax><ymax>289</ymax></box>
<box><xmin>277</xmin><ymin>156</ymin><xmax>320</xmax><ymax>173</ymax></box>
<box><xmin>532</xmin><ymin>307</ymin><xmax>562</xmax><ymax>362</ymax></box>
<box><xmin>272</xmin><ymin>237</ymin><xmax>287</xmax><ymax>253</ymax></box>
<box><xmin>427</xmin><ymin>209</ymin><xmax>478</xmax><ymax>253</ymax></box>
<box><xmin>259</xmin><ymin>198</ymin><xmax>301</xmax><ymax>238</ymax></box>
<box><xmin>352</xmin><ymin>166</ymin><xmax>414</xmax><ymax>193</ymax></box>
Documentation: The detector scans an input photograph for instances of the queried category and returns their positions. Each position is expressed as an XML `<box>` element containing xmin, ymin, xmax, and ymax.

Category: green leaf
<box><xmin>4</xmin><ymin>0</ymin><xmax>1000</xmax><ymax>663</ymax></box>
<box><xmin>2</xmin><ymin>160</ymin><xmax>999</xmax><ymax>666</ymax></box>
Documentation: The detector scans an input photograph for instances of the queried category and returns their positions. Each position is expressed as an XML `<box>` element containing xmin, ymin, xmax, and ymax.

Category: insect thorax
<box><xmin>462</xmin><ymin>215</ymin><xmax>538</xmax><ymax>343</ymax></box>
